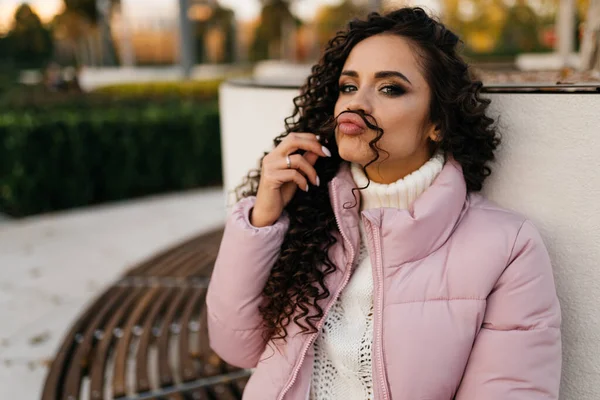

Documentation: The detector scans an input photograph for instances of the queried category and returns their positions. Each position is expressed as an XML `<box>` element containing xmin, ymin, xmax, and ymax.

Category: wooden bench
<box><xmin>42</xmin><ymin>226</ymin><xmax>251</xmax><ymax>400</ymax></box>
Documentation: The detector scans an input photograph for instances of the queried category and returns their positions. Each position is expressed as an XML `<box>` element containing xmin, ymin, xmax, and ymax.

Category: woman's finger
<box><xmin>277</xmin><ymin>133</ymin><xmax>331</xmax><ymax>159</ymax></box>
<box><xmin>302</xmin><ymin>151</ymin><xmax>320</xmax><ymax>167</ymax></box>
<box><xmin>273</xmin><ymin>169</ymin><xmax>310</xmax><ymax>192</ymax></box>
<box><xmin>287</xmin><ymin>154</ymin><xmax>319</xmax><ymax>186</ymax></box>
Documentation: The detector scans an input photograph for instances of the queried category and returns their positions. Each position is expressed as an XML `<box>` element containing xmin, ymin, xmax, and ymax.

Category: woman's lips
<box><xmin>338</xmin><ymin>122</ymin><xmax>364</xmax><ymax>135</ymax></box>
<box><xmin>337</xmin><ymin>113</ymin><xmax>367</xmax><ymax>135</ymax></box>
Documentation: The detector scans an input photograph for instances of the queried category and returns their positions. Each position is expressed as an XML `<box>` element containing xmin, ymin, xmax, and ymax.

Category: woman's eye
<box><xmin>381</xmin><ymin>85</ymin><xmax>405</xmax><ymax>96</ymax></box>
<box><xmin>339</xmin><ymin>84</ymin><xmax>357</xmax><ymax>93</ymax></box>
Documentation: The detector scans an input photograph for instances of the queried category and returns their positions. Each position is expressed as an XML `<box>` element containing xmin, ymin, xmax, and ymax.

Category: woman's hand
<box><xmin>250</xmin><ymin>133</ymin><xmax>332</xmax><ymax>227</ymax></box>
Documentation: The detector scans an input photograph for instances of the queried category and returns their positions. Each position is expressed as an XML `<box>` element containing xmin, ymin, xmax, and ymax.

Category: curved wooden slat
<box><xmin>164</xmin><ymin>252</ymin><xmax>206</xmax><ymax>280</ymax></box>
<box><xmin>135</xmin><ymin>226</ymin><xmax>222</xmax><ymax>278</ymax></box>
<box><xmin>196</xmin><ymin>303</ymin><xmax>247</xmax><ymax>400</ymax></box>
<box><xmin>41</xmin><ymin>289</ymin><xmax>116</xmax><ymax>400</ymax></box>
<box><xmin>88</xmin><ymin>287</ymin><xmax>144</xmax><ymax>400</ymax></box>
<box><xmin>196</xmin><ymin>305</ymin><xmax>221</xmax><ymax>378</ymax></box>
<box><xmin>61</xmin><ymin>286</ymin><xmax>129</xmax><ymax>399</ymax></box>
<box><xmin>43</xmin><ymin>226</ymin><xmax>241</xmax><ymax>400</ymax></box>
<box><xmin>178</xmin><ymin>288</ymin><xmax>206</xmax><ymax>382</ymax></box>
<box><xmin>126</xmin><ymin>234</ymin><xmax>206</xmax><ymax>277</ymax></box>
<box><xmin>135</xmin><ymin>287</ymin><xmax>174</xmax><ymax>393</ymax></box>
<box><xmin>112</xmin><ymin>287</ymin><xmax>160</xmax><ymax>397</ymax></box>
<box><xmin>157</xmin><ymin>287</ymin><xmax>190</xmax><ymax>387</ymax></box>
<box><xmin>150</xmin><ymin>250</ymin><xmax>201</xmax><ymax>279</ymax></box>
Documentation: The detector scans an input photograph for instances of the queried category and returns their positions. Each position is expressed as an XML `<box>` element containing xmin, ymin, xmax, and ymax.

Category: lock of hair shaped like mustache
<box><xmin>313</xmin><ymin>110</ymin><xmax>383</xmax><ymax>145</ymax></box>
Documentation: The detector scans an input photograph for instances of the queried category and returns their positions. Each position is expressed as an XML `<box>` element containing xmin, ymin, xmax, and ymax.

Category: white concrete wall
<box><xmin>78</xmin><ymin>64</ymin><xmax>249</xmax><ymax>91</ymax></box>
<box><xmin>219</xmin><ymin>82</ymin><xmax>600</xmax><ymax>399</ymax></box>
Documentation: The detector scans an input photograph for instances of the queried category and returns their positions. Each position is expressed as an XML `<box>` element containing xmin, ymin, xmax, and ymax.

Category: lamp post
<box><xmin>96</xmin><ymin>0</ymin><xmax>115</xmax><ymax>66</ymax></box>
<box><xmin>178</xmin><ymin>0</ymin><xmax>196</xmax><ymax>79</ymax></box>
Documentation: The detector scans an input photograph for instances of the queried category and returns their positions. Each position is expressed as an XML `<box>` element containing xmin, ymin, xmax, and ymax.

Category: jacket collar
<box><xmin>328</xmin><ymin>156</ymin><xmax>469</xmax><ymax>266</ymax></box>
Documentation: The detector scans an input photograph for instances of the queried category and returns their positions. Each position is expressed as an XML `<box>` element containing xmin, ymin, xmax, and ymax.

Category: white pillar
<box><xmin>580</xmin><ymin>0</ymin><xmax>600</xmax><ymax>71</ymax></box>
<box><xmin>557</xmin><ymin>0</ymin><xmax>576</xmax><ymax>67</ymax></box>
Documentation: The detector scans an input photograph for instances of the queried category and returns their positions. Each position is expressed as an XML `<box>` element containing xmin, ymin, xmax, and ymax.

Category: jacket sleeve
<box><xmin>455</xmin><ymin>220</ymin><xmax>562</xmax><ymax>399</ymax></box>
<box><xmin>205</xmin><ymin>196</ymin><xmax>289</xmax><ymax>369</ymax></box>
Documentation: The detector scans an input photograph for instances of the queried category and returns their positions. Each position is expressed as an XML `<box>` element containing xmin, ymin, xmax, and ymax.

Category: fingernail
<box><xmin>322</xmin><ymin>146</ymin><xmax>332</xmax><ymax>157</ymax></box>
<box><xmin>316</xmin><ymin>134</ymin><xmax>321</xmax><ymax>141</ymax></box>
<box><xmin>316</xmin><ymin>176</ymin><xmax>320</xmax><ymax>186</ymax></box>
<box><xmin>305</xmin><ymin>184</ymin><xmax>310</xmax><ymax>192</ymax></box>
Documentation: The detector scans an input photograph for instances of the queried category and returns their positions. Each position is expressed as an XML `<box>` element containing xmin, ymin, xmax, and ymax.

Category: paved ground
<box><xmin>0</xmin><ymin>187</ymin><xmax>227</xmax><ymax>399</ymax></box>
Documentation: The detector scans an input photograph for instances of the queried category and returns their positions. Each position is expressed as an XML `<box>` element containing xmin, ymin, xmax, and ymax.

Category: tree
<box><xmin>192</xmin><ymin>4</ymin><xmax>236</xmax><ymax>64</ymax></box>
<box><xmin>50</xmin><ymin>9</ymin><xmax>93</xmax><ymax>66</ymax></box>
<box><xmin>63</xmin><ymin>0</ymin><xmax>119</xmax><ymax>24</ymax></box>
<box><xmin>440</xmin><ymin>0</ymin><xmax>592</xmax><ymax>57</ymax></box>
<box><xmin>496</xmin><ymin>0</ymin><xmax>542</xmax><ymax>54</ymax></box>
<box><xmin>250</xmin><ymin>0</ymin><xmax>302</xmax><ymax>61</ymax></box>
<box><xmin>314</xmin><ymin>0</ymin><xmax>368</xmax><ymax>50</ymax></box>
<box><xmin>62</xmin><ymin>0</ymin><xmax>120</xmax><ymax>65</ymax></box>
<box><xmin>5</xmin><ymin>3</ymin><xmax>53</xmax><ymax>69</ymax></box>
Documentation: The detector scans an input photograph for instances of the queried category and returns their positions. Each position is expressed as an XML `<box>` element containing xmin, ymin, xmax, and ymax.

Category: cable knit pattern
<box><xmin>310</xmin><ymin>152</ymin><xmax>445</xmax><ymax>400</ymax></box>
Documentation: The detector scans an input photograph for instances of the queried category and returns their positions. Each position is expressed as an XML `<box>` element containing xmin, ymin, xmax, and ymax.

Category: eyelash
<box><xmin>339</xmin><ymin>83</ymin><xmax>406</xmax><ymax>97</ymax></box>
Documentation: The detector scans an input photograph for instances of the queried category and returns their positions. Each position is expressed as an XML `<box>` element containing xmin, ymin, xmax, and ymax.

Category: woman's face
<box><xmin>333</xmin><ymin>33</ymin><xmax>439</xmax><ymax>184</ymax></box>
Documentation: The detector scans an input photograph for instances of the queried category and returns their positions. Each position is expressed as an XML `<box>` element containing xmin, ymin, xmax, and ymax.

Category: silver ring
<box><xmin>286</xmin><ymin>155</ymin><xmax>292</xmax><ymax>169</ymax></box>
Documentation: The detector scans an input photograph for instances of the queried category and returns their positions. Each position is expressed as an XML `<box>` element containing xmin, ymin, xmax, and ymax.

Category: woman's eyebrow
<box><xmin>340</xmin><ymin>70</ymin><xmax>412</xmax><ymax>86</ymax></box>
<box><xmin>375</xmin><ymin>71</ymin><xmax>412</xmax><ymax>85</ymax></box>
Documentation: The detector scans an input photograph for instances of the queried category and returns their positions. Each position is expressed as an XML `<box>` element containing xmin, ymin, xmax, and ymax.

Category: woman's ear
<box><xmin>429</xmin><ymin>125</ymin><xmax>442</xmax><ymax>142</ymax></box>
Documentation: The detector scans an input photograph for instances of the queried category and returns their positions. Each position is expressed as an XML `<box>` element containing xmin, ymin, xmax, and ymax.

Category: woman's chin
<box><xmin>337</xmin><ymin>146</ymin><xmax>370</xmax><ymax>166</ymax></box>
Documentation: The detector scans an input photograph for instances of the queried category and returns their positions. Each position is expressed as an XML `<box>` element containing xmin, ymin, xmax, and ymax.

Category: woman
<box><xmin>206</xmin><ymin>7</ymin><xmax>562</xmax><ymax>400</ymax></box>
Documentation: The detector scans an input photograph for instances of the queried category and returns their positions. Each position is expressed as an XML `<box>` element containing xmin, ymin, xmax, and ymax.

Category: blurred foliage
<box><xmin>194</xmin><ymin>5</ymin><xmax>237</xmax><ymax>63</ymax></box>
<box><xmin>314</xmin><ymin>0</ymin><xmax>369</xmax><ymax>50</ymax></box>
<box><xmin>0</xmin><ymin>64</ymin><xmax>19</xmax><ymax>96</ymax></box>
<box><xmin>63</xmin><ymin>0</ymin><xmax>121</xmax><ymax>24</ymax></box>
<box><xmin>63</xmin><ymin>0</ymin><xmax>120</xmax><ymax>66</ymax></box>
<box><xmin>0</xmin><ymin>99</ymin><xmax>221</xmax><ymax>218</ymax></box>
<box><xmin>1</xmin><ymin>4</ymin><xmax>53</xmax><ymax>69</ymax></box>
<box><xmin>0</xmin><ymin>79</ymin><xmax>223</xmax><ymax>217</ymax></box>
<box><xmin>251</xmin><ymin>0</ymin><xmax>302</xmax><ymax>61</ymax></box>
<box><xmin>441</xmin><ymin>0</ymin><xmax>590</xmax><ymax>59</ymax></box>
<box><xmin>50</xmin><ymin>10</ymin><xmax>94</xmax><ymax>67</ymax></box>
<box><xmin>496</xmin><ymin>2</ymin><xmax>541</xmax><ymax>54</ymax></box>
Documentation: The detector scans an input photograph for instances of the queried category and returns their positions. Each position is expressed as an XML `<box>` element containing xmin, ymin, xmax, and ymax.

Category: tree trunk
<box><xmin>113</xmin><ymin>3</ymin><xmax>135</xmax><ymax>67</ymax></box>
<box><xmin>580</xmin><ymin>0</ymin><xmax>600</xmax><ymax>72</ymax></box>
<box><xmin>281</xmin><ymin>15</ymin><xmax>296</xmax><ymax>62</ymax></box>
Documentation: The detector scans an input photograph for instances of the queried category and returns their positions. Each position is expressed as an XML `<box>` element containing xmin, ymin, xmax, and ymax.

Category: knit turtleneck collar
<box><xmin>349</xmin><ymin>151</ymin><xmax>446</xmax><ymax>211</ymax></box>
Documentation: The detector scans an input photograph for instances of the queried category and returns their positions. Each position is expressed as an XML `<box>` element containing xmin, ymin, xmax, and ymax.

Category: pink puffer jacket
<box><xmin>206</xmin><ymin>158</ymin><xmax>562</xmax><ymax>400</ymax></box>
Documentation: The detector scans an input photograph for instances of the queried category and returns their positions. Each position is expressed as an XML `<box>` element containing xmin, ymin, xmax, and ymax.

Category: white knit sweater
<box><xmin>309</xmin><ymin>152</ymin><xmax>445</xmax><ymax>400</ymax></box>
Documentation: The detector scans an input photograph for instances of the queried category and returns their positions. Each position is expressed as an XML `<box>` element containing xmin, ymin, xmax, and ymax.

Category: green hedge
<box><xmin>92</xmin><ymin>80</ymin><xmax>222</xmax><ymax>100</ymax></box>
<box><xmin>1</xmin><ymin>79</ymin><xmax>223</xmax><ymax>110</ymax></box>
<box><xmin>0</xmin><ymin>100</ymin><xmax>222</xmax><ymax>217</ymax></box>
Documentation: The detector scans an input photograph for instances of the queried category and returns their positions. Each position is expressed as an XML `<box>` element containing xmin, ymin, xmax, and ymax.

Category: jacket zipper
<box><xmin>366</xmin><ymin>219</ymin><xmax>390</xmax><ymax>400</ymax></box>
<box><xmin>276</xmin><ymin>180</ymin><xmax>357</xmax><ymax>400</ymax></box>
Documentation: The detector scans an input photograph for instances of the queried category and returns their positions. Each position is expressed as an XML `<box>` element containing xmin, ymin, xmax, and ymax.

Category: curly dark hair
<box><xmin>234</xmin><ymin>7</ymin><xmax>500</xmax><ymax>342</ymax></box>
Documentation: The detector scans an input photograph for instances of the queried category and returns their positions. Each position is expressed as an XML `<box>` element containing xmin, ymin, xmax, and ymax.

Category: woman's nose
<box><xmin>345</xmin><ymin>89</ymin><xmax>373</xmax><ymax>115</ymax></box>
